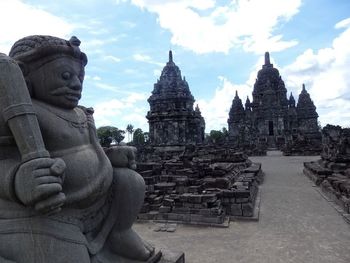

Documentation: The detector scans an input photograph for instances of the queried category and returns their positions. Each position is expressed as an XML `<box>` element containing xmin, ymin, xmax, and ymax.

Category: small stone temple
<box><xmin>228</xmin><ymin>52</ymin><xmax>321</xmax><ymax>151</ymax></box>
<box><xmin>146</xmin><ymin>51</ymin><xmax>205</xmax><ymax>146</ymax></box>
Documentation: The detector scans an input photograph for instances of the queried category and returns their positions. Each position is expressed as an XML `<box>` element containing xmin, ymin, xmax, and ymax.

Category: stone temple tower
<box><xmin>227</xmin><ymin>52</ymin><xmax>321</xmax><ymax>151</ymax></box>
<box><xmin>228</xmin><ymin>91</ymin><xmax>246</xmax><ymax>139</ymax></box>
<box><xmin>146</xmin><ymin>51</ymin><xmax>205</xmax><ymax>146</ymax></box>
<box><xmin>250</xmin><ymin>51</ymin><xmax>290</xmax><ymax>147</ymax></box>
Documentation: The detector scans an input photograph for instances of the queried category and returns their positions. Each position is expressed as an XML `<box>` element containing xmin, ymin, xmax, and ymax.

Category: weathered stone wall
<box><xmin>303</xmin><ymin>125</ymin><xmax>350</xmax><ymax>216</ymax></box>
<box><xmin>283</xmin><ymin>131</ymin><xmax>322</xmax><ymax>156</ymax></box>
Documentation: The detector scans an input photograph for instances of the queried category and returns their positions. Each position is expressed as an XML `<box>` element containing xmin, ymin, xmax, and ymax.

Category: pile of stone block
<box><xmin>222</xmin><ymin>163</ymin><xmax>263</xmax><ymax>218</ymax></box>
<box><xmin>303</xmin><ymin>125</ymin><xmax>350</xmax><ymax>216</ymax></box>
<box><xmin>137</xmin><ymin>146</ymin><xmax>264</xmax><ymax>225</ymax></box>
<box><xmin>283</xmin><ymin>132</ymin><xmax>322</xmax><ymax>156</ymax></box>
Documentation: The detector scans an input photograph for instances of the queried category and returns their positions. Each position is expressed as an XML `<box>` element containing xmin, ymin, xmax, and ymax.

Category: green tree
<box><xmin>133</xmin><ymin>128</ymin><xmax>145</xmax><ymax>145</ymax></box>
<box><xmin>97</xmin><ymin>126</ymin><xmax>125</xmax><ymax>147</ymax></box>
<box><xmin>126</xmin><ymin>124</ymin><xmax>134</xmax><ymax>142</ymax></box>
<box><xmin>222</xmin><ymin>127</ymin><xmax>229</xmax><ymax>137</ymax></box>
<box><xmin>115</xmin><ymin>129</ymin><xmax>125</xmax><ymax>145</ymax></box>
<box><xmin>209</xmin><ymin>129</ymin><xmax>225</xmax><ymax>144</ymax></box>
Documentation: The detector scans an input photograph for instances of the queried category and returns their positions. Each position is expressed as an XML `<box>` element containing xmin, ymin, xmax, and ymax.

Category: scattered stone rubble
<box><xmin>304</xmin><ymin>125</ymin><xmax>350</xmax><ymax>218</ymax></box>
<box><xmin>283</xmin><ymin>132</ymin><xmax>322</xmax><ymax>156</ymax></box>
<box><xmin>136</xmin><ymin>146</ymin><xmax>263</xmax><ymax>225</ymax></box>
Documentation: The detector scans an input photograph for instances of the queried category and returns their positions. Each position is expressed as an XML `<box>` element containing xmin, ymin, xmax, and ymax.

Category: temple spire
<box><xmin>265</xmin><ymin>52</ymin><xmax>270</xmax><ymax>65</ymax></box>
<box><xmin>169</xmin><ymin>50</ymin><xmax>173</xmax><ymax>63</ymax></box>
<box><xmin>235</xmin><ymin>90</ymin><xmax>238</xmax><ymax>98</ymax></box>
<box><xmin>302</xmin><ymin>83</ymin><xmax>306</xmax><ymax>91</ymax></box>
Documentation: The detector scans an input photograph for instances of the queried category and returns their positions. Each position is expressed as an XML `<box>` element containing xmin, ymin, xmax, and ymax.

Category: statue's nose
<box><xmin>69</xmin><ymin>75</ymin><xmax>82</xmax><ymax>90</ymax></box>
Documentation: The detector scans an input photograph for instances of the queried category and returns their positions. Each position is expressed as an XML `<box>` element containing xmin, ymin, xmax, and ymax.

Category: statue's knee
<box><xmin>113</xmin><ymin>168</ymin><xmax>145</xmax><ymax>194</ymax></box>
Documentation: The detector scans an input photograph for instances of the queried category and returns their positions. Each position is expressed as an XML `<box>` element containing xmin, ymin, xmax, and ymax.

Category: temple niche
<box><xmin>228</xmin><ymin>52</ymin><xmax>321</xmax><ymax>154</ymax></box>
<box><xmin>147</xmin><ymin>51</ymin><xmax>205</xmax><ymax>146</ymax></box>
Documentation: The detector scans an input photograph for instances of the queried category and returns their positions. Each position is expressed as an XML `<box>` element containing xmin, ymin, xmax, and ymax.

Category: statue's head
<box><xmin>9</xmin><ymin>35</ymin><xmax>88</xmax><ymax>109</ymax></box>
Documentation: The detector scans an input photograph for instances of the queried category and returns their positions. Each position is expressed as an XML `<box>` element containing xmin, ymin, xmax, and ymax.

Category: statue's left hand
<box><xmin>105</xmin><ymin>146</ymin><xmax>137</xmax><ymax>170</ymax></box>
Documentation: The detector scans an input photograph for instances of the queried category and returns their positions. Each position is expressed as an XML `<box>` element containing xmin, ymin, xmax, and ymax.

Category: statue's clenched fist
<box><xmin>14</xmin><ymin>158</ymin><xmax>66</xmax><ymax>214</ymax></box>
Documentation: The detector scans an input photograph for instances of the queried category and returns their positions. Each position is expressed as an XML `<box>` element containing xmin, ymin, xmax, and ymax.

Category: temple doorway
<box><xmin>268</xmin><ymin>121</ymin><xmax>274</xmax><ymax>136</ymax></box>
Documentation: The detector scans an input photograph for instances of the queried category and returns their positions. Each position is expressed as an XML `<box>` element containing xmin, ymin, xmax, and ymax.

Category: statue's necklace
<box><xmin>35</xmin><ymin>100</ymin><xmax>88</xmax><ymax>133</ymax></box>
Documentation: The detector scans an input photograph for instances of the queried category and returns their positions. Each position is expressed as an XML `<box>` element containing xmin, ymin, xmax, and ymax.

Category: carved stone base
<box><xmin>159</xmin><ymin>250</ymin><xmax>185</xmax><ymax>263</ymax></box>
<box><xmin>92</xmin><ymin>249</ymin><xmax>184</xmax><ymax>263</ymax></box>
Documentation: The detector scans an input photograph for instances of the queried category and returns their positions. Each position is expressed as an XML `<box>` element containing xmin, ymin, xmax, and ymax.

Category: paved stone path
<box><xmin>134</xmin><ymin>151</ymin><xmax>350</xmax><ymax>263</ymax></box>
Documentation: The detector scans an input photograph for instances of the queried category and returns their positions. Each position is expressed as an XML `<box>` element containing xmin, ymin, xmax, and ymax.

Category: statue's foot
<box><xmin>108</xmin><ymin>228</ymin><xmax>154</xmax><ymax>261</ymax></box>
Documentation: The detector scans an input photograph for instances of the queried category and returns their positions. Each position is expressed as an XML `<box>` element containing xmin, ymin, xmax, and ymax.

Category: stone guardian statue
<box><xmin>0</xmin><ymin>35</ymin><xmax>159</xmax><ymax>263</ymax></box>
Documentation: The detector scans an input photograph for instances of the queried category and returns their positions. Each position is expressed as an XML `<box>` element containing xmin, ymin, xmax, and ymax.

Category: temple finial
<box><xmin>302</xmin><ymin>83</ymin><xmax>306</xmax><ymax>91</ymax></box>
<box><xmin>265</xmin><ymin>52</ymin><xmax>270</xmax><ymax>65</ymax></box>
<box><xmin>169</xmin><ymin>50</ymin><xmax>173</xmax><ymax>62</ymax></box>
<box><xmin>235</xmin><ymin>90</ymin><xmax>238</xmax><ymax>98</ymax></box>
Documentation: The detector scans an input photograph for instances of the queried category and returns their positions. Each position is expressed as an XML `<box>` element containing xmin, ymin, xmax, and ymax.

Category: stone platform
<box><xmin>137</xmin><ymin>147</ymin><xmax>264</xmax><ymax>225</ymax></box>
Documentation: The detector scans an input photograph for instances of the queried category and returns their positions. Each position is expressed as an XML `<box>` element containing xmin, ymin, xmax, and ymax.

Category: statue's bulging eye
<box><xmin>62</xmin><ymin>72</ymin><xmax>71</xmax><ymax>80</ymax></box>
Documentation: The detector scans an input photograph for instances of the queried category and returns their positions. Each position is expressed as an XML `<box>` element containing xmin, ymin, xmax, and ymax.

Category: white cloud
<box><xmin>114</xmin><ymin>0</ymin><xmax>128</xmax><ymax>4</ymax></box>
<box><xmin>124</xmin><ymin>68</ymin><xmax>139</xmax><ymax>75</ymax></box>
<box><xmin>95</xmin><ymin>82</ymin><xmax>122</xmax><ymax>92</ymax></box>
<box><xmin>93</xmin><ymin>99</ymin><xmax>125</xmax><ymax>127</ymax></box>
<box><xmin>93</xmin><ymin>95</ymin><xmax>148</xmax><ymax>130</ymax></box>
<box><xmin>153</xmin><ymin>69</ymin><xmax>162</xmax><ymax>77</ymax></box>
<box><xmin>133</xmin><ymin>53</ymin><xmax>163</xmax><ymax>66</ymax></box>
<box><xmin>335</xmin><ymin>17</ymin><xmax>350</xmax><ymax>29</ymax></box>
<box><xmin>122</xmin><ymin>92</ymin><xmax>148</xmax><ymax>106</ymax></box>
<box><xmin>122</xmin><ymin>113</ymin><xmax>148</xmax><ymax>131</ymax></box>
<box><xmin>0</xmin><ymin>0</ymin><xmax>74</xmax><ymax>53</ymax></box>
<box><xmin>133</xmin><ymin>53</ymin><xmax>151</xmax><ymax>61</ymax></box>
<box><xmin>197</xmin><ymin>76</ymin><xmax>252</xmax><ymax>132</ymax></box>
<box><xmin>282</xmin><ymin>18</ymin><xmax>350</xmax><ymax>127</ymax></box>
<box><xmin>85</xmin><ymin>75</ymin><xmax>102</xmax><ymax>81</ymax></box>
<box><xmin>120</xmin><ymin>21</ymin><xmax>137</xmax><ymax>28</ymax></box>
<box><xmin>130</xmin><ymin>0</ymin><xmax>301</xmax><ymax>54</ymax></box>
<box><xmin>104</xmin><ymin>55</ymin><xmax>122</xmax><ymax>63</ymax></box>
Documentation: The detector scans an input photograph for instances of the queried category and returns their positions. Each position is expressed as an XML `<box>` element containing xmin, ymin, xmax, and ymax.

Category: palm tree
<box><xmin>126</xmin><ymin>124</ymin><xmax>134</xmax><ymax>142</ymax></box>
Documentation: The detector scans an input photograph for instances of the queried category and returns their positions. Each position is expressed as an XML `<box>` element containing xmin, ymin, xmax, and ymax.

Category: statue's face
<box><xmin>27</xmin><ymin>56</ymin><xmax>84</xmax><ymax>109</ymax></box>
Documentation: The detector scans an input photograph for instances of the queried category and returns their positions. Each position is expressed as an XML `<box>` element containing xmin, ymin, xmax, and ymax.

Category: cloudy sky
<box><xmin>1</xmin><ymin>0</ymin><xmax>349</xmax><ymax>134</ymax></box>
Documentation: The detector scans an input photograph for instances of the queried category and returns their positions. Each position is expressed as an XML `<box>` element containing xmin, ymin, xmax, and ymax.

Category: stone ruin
<box><xmin>135</xmin><ymin>52</ymin><xmax>264</xmax><ymax>225</ymax></box>
<box><xmin>304</xmin><ymin>125</ymin><xmax>350</xmax><ymax>221</ymax></box>
<box><xmin>227</xmin><ymin>91</ymin><xmax>267</xmax><ymax>156</ymax></box>
<box><xmin>283</xmin><ymin>84</ymin><xmax>322</xmax><ymax>155</ymax></box>
<box><xmin>136</xmin><ymin>146</ymin><xmax>263</xmax><ymax>225</ymax></box>
<box><xmin>228</xmin><ymin>52</ymin><xmax>321</xmax><ymax>155</ymax></box>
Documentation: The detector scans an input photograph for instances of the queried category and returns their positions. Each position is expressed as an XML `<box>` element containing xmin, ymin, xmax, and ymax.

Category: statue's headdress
<box><xmin>9</xmin><ymin>35</ymin><xmax>87</xmax><ymax>73</ymax></box>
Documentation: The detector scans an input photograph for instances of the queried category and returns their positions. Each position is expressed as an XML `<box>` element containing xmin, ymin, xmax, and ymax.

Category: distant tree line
<box><xmin>206</xmin><ymin>127</ymin><xmax>229</xmax><ymax>144</ymax></box>
<box><xmin>97</xmin><ymin>124</ymin><xmax>229</xmax><ymax>147</ymax></box>
<box><xmin>97</xmin><ymin>124</ymin><xmax>149</xmax><ymax>147</ymax></box>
